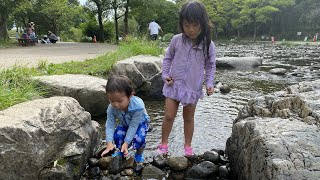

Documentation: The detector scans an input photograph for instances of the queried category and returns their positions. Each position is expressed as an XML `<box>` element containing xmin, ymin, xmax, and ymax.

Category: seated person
<box><xmin>48</xmin><ymin>31</ymin><xmax>58</xmax><ymax>43</ymax></box>
<box><xmin>22</xmin><ymin>33</ymin><xmax>28</xmax><ymax>39</ymax></box>
<box><xmin>29</xmin><ymin>31</ymin><xmax>36</xmax><ymax>40</ymax></box>
<box><xmin>41</xmin><ymin>35</ymin><xmax>51</xmax><ymax>44</ymax></box>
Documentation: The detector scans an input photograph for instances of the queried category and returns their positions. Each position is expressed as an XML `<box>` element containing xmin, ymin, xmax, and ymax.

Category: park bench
<box><xmin>18</xmin><ymin>38</ymin><xmax>38</xmax><ymax>46</ymax></box>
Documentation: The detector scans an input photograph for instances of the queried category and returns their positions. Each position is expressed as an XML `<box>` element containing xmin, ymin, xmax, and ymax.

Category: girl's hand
<box><xmin>206</xmin><ymin>86</ymin><xmax>214</xmax><ymax>96</ymax></box>
<box><xmin>101</xmin><ymin>142</ymin><xmax>115</xmax><ymax>157</ymax></box>
<box><xmin>121</xmin><ymin>142</ymin><xmax>129</xmax><ymax>157</ymax></box>
<box><xmin>165</xmin><ymin>77</ymin><xmax>174</xmax><ymax>86</ymax></box>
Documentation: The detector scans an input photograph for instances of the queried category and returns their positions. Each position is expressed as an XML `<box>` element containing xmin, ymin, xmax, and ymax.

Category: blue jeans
<box><xmin>114</xmin><ymin>122</ymin><xmax>148</xmax><ymax>150</ymax></box>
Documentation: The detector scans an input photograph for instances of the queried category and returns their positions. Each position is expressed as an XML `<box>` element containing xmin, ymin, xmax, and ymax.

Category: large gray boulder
<box><xmin>110</xmin><ymin>55</ymin><xmax>164</xmax><ymax>100</ymax></box>
<box><xmin>0</xmin><ymin>96</ymin><xmax>100</xmax><ymax>179</ymax></box>
<box><xmin>226</xmin><ymin>80</ymin><xmax>320</xmax><ymax>180</ymax></box>
<box><xmin>33</xmin><ymin>74</ymin><xmax>108</xmax><ymax>117</ymax></box>
<box><xmin>216</xmin><ymin>57</ymin><xmax>263</xmax><ymax>69</ymax></box>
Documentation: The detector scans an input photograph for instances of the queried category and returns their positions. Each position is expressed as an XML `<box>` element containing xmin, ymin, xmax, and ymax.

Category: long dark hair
<box><xmin>179</xmin><ymin>1</ymin><xmax>212</xmax><ymax>57</ymax></box>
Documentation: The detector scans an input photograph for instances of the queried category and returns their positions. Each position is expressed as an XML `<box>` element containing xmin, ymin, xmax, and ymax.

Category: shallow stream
<box><xmin>99</xmin><ymin>43</ymin><xmax>320</xmax><ymax>158</ymax></box>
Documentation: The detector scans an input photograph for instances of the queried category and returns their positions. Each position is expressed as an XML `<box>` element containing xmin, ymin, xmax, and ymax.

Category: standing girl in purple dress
<box><xmin>158</xmin><ymin>0</ymin><xmax>216</xmax><ymax>156</ymax></box>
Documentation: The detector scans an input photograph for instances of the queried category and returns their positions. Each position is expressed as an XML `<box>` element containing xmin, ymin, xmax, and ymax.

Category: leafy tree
<box><xmin>268</xmin><ymin>0</ymin><xmax>295</xmax><ymax>38</ymax></box>
<box><xmin>88</xmin><ymin>0</ymin><xmax>111</xmax><ymax>42</ymax></box>
<box><xmin>82</xmin><ymin>19</ymin><xmax>115</xmax><ymax>42</ymax></box>
<box><xmin>295</xmin><ymin>0</ymin><xmax>319</xmax><ymax>32</ymax></box>
<box><xmin>11</xmin><ymin>0</ymin><xmax>84</xmax><ymax>38</ymax></box>
<box><xmin>238</xmin><ymin>0</ymin><xmax>279</xmax><ymax>41</ymax></box>
<box><xmin>0</xmin><ymin>0</ymin><xmax>27</xmax><ymax>41</ymax></box>
<box><xmin>130</xmin><ymin>0</ymin><xmax>179</xmax><ymax>35</ymax></box>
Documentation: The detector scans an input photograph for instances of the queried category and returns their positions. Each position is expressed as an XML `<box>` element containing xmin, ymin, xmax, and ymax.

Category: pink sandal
<box><xmin>184</xmin><ymin>146</ymin><xmax>193</xmax><ymax>156</ymax></box>
<box><xmin>157</xmin><ymin>144</ymin><xmax>168</xmax><ymax>155</ymax></box>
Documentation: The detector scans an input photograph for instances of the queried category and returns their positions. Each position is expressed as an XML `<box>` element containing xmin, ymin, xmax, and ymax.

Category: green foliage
<box><xmin>279</xmin><ymin>41</ymin><xmax>296</xmax><ymax>47</ymax></box>
<box><xmin>82</xmin><ymin>20</ymin><xmax>115</xmax><ymax>42</ymax></box>
<box><xmin>118</xmin><ymin>17</ymin><xmax>139</xmax><ymax>36</ymax></box>
<box><xmin>60</xmin><ymin>27</ymin><xmax>84</xmax><ymax>42</ymax></box>
<box><xmin>130</xmin><ymin>0</ymin><xmax>179</xmax><ymax>34</ymax></box>
<box><xmin>162</xmin><ymin>33</ymin><xmax>174</xmax><ymax>42</ymax></box>
<box><xmin>0</xmin><ymin>39</ymin><xmax>16</xmax><ymax>48</ymax></box>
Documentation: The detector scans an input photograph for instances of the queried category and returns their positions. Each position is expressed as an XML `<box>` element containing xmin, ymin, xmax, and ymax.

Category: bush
<box><xmin>59</xmin><ymin>27</ymin><xmax>84</xmax><ymax>42</ymax></box>
<box><xmin>82</xmin><ymin>21</ymin><xmax>115</xmax><ymax>42</ymax></box>
<box><xmin>162</xmin><ymin>33</ymin><xmax>174</xmax><ymax>42</ymax></box>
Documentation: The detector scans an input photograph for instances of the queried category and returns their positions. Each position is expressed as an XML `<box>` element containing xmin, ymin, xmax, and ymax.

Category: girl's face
<box><xmin>107</xmin><ymin>91</ymin><xmax>132</xmax><ymax>111</ymax></box>
<box><xmin>182</xmin><ymin>20</ymin><xmax>201</xmax><ymax>41</ymax></box>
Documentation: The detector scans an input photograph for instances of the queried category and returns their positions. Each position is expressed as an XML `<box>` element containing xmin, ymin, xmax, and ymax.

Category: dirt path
<box><xmin>0</xmin><ymin>42</ymin><xmax>118</xmax><ymax>69</ymax></box>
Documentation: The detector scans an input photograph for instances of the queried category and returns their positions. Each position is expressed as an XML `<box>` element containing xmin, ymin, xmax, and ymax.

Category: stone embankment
<box><xmin>226</xmin><ymin>79</ymin><xmax>320</xmax><ymax>180</ymax></box>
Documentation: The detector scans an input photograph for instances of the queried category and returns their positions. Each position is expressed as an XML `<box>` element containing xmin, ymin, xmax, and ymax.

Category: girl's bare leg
<box><xmin>182</xmin><ymin>104</ymin><xmax>196</xmax><ymax>147</ymax></box>
<box><xmin>161</xmin><ymin>98</ymin><xmax>179</xmax><ymax>145</ymax></box>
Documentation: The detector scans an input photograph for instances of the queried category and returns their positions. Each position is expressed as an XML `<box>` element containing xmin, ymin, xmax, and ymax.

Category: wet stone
<box><xmin>170</xmin><ymin>170</ymin><xmax>185</xmax><ymax>180</ymax></box>
<box><xmin>220</xmin><ymin>84</ymin><xmax>232</xmax><ymax>94</ymax></box>
<box><xmin>219</xmin><ymin>155</ymin><xmax>229</xmax><ymax>165</ymax></box>
<box><xmin>100</xmin><ymin>170</ymin><xmax>108</xmax><ymax>176</ymax></box>
<box><xmin>87</xmin><ymin>166</ymin><xmax>101</xmax><ymax>179</ymax></box>
<box><xmin>124</xmin><ymin>169</ymin><xmax>134</xmax><ymax>176</ymax></box>
<box><xmin>122</xmin><ymin>156</ymin><xmax>134</xmax><ymax>168</ymax></box>
<box><xmin>119</xmin><ymin>176</ymin><xmax>131</xmax><ymax>180</ymax></box>
<box><xmin>142</xmin><ymin>165</ymin><xmax>166</xmax><ymax>179</ymax></box>
<box><xmin>186</xmin><ymin>161</ymin><xmax>218</xmax><ymax>179</ymax></box>
<box><xmin>99</xmin><ymin>156</ymin><xmax>112</xmax><ymax>170</ymax></box>
<box><xmin>101</xmin><ymin>176</ymin><xmax>112</xmax><ymax>180</ymax></box>
<box><xmin>269</xmin><ymin>68</ymin><xmax>287</xmax><ymax>75</ymax></box>
<box><xmin>203</xmin><ymin>151</ymin><xmax>220</xmax><ymax>164</ymax></box>
<box><xmin>107</xmin><ymin>155</ymin><xmax>123</xmax><ymax>174</ymax></box>
<box><xmin>167</xmin><ymin>157</ymin><xmax>189</xmax><ymax>171</ymax></box>
<box><xmin>152</xmin><ymin>154</ymin><xmax>167</xmax><ymax>168</ymax></box>
<box><xmin>88</xmin><ymin>158</ymin><xmax>99</xmax><ymax>167</ymax></box>
<box><xmin>219</xmin><ymin>165</ymin><xmax>229</xmax><ymax>179</ymax></box>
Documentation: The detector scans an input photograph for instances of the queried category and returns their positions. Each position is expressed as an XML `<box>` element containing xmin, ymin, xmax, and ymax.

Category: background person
<box><xmin>148</xmin><ymin>19</ymin><xmax>163</xmax><ymax>40</ymax></box>
<box><xmin>48</xmin><ymin>31</ymin><xmax>58</xmax><ymax>43</ymax></box>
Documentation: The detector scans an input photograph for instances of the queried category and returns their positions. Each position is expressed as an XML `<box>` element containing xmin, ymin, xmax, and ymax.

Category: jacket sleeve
<box><xmin>105</xmin><ymin>105</ymin><xmax>116</xmax><ymax>143</ymax></box>
<box><xmin>124</xmin><ymin>110</ymin><xmax>145</xmax><ymax>145</ymax></box>
<box><xmin>162</xmin><ymin>35</ymin><xmax>177</xmax><ymax>81</ymax></box>
<box><xmin>205</xmin><ymin>42</ymin><xmax>216</xmax><ymax>88</ymax></box>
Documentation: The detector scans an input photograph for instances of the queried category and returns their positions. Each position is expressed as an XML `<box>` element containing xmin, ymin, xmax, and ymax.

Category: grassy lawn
<box><xmin>0</xmin><ymin>39</ymin><xmax>16</xmax><ymax>48</ymax></box>
<box><xmin>0</xmin><ymin>38</ymin><xmax>164</xmax><ymax>110</ymax></box>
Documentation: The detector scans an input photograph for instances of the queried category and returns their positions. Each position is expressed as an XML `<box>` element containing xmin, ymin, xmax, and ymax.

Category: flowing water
<box><xmin>98</xmin><ymin>43</ymin><xmax>320</xmax><ymax>158</ymax></box>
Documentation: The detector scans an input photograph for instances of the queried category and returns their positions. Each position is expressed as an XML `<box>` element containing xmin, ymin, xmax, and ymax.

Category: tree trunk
<box><xmin>97</xmin><ymin>3</ymin><xmax>105</xmax><ymax>42</ymax></box>
<box><xmin>52</xmin><ymin>19</ymin><xmax>58</xmax><ymax>35</ymax></box>
<box><xmin>113</xmin><ymin>0</ymin><xmax>119</xmax><ymax>44</ymax></box>
<box><xmin>253</xmin><ymin>20</ymin><xmax>257</xmax><ymax>42</ymax></box>
<box><xmin>124</xmin><ymin>0</ymin><xmax>129</xmax><ymax>36</ymax></box>
<box><xmin>0</xmin><ymin>15</ymin><xmax>9</xmax><ymax>41</ymax></box>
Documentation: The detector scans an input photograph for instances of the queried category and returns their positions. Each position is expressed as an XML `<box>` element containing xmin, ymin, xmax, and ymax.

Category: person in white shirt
<box><xmin>148</xmin><ymin>19</ymin><xmax>163</xmax><ymax>40</ymax></box>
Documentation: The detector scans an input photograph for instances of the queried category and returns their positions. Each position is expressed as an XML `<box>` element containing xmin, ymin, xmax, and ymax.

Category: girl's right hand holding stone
<box><xmin>165</xmin><ymin>77</ymin><xmax>174</xmax><ymax>85</ymax></box>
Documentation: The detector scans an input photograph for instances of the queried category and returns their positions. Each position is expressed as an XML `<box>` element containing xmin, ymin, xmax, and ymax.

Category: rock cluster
<box><xmin>82</xmin><ymin>147</ymin><xmax>231</xmax><ymax>179</ymax></box>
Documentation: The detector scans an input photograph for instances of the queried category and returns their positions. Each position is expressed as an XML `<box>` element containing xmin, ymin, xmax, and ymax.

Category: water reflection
<box><xmin>143</xmin><ymin>70</ymin><xmax>275</xmax><ymax>157</ymax></box>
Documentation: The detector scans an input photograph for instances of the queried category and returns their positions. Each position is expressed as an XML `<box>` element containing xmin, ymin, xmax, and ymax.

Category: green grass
<box><xmin>0</xmin><ymin>38</ymin><xmax>163</xmax><ymax>110</ymax></box>
<box><xmin>0</xmin><ymin>66</ymin><xmax>46</xmax><ymax>110</ymax></box>
<box><xmin>0</xmin><ymin>39</ymin><xmax>16</xmax><ymax>48</ymax></box>
<box><xmin>38</xmin><ymin>38</ymin><xmax>163</xmax><ymax>77</ymax></box>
